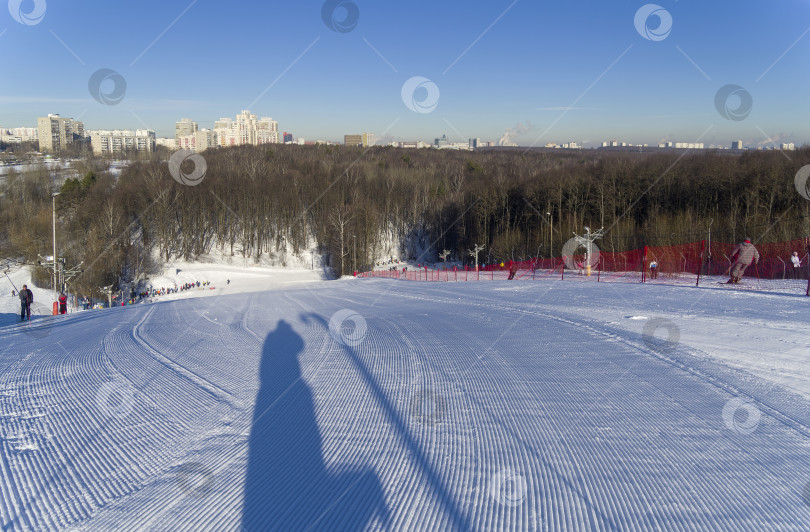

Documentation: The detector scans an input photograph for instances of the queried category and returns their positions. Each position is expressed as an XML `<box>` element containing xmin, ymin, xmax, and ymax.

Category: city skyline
<box><xmin>3</xmin><ymin>109</ymin><xmax>803</xmax><ymax>153</ymax></box>
<box><xmin>1</xmin><ymin>1</ymin><xmax>809</xmax><ymax>147</ymax></box>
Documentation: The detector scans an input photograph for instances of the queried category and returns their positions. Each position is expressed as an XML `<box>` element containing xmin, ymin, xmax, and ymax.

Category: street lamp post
<box><xmin>52</xmin><ymin>192</ymin><xmax>60</xmax><ymax>305</ymax></box>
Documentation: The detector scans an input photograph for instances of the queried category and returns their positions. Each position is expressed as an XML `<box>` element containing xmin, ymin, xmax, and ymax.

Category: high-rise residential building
<box><xmin>344</xmin><ymin>134</ymin><xmax>363</xmax><ymax>146</ymax></box>
<box><xmin>37</xmin><ymin>114</ymin><xmax>85</xmax><ymax>153</ymax></box>
<box><xmin>283</xmin><ymin>132</ymin><xmax>293</xmax><ymax>143</ymax></box>
<box><xmin>175</xmin><ymin>118</ymin><xmax>198</xmax><ymax>143</ymax></box>
<box><xmin>469</xmin><ymin>138</ymin><xmax>481</xmax><ymax>149</ymax></box>
<box><xmin>213</xmin><ymin>117</ymin><xmax>232</xmax><ymax>146</ymax></box>
<box><xmin>0</xmin><ymin>127</ymin><xmax>38</xmax><ymax>144</ymax></box>
<box><xmin>177</xmin><ymin>129</ymin><xmax>216</xmax><ymax>153</ymax></box>
<box><xmin>362</xmin><ymin>133</ymin><xmax>375</xmax><ymax>147</ymax></box>
<box><xmin>155</xmin><ymin>138</ymin><xmax>177</xmax><ymax>150</ymax></box>
<box><xmin>731</xmin><ymin>140</ymin><xmax>743</xmax><ymax>150</ymax></box>
<box><xmin>781</xmin><ymin>142</ymin><xmax>795</xmax><ymax>151</ymax></box>
<box><xmin>214</xmin><ymin>110</ymin><xmax>279</xmax><ymax>147</ymax></box>
<box><xmin>88</xmin><ymin>129</ymin><xmax>156</xmax><ymax>155</ymax></box>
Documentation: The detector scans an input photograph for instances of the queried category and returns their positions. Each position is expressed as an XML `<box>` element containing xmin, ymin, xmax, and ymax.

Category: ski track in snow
<box><xmin>0</xmin><ymin>278</ymin><xmax>808</xmax><ymax>530</ymax></box>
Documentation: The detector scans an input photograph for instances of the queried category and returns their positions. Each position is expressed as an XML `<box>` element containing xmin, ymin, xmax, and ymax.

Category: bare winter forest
<box><xmin>1</xmin><ymin>144</ymin><xmax>809</xmax><ymax>296</ymax></box>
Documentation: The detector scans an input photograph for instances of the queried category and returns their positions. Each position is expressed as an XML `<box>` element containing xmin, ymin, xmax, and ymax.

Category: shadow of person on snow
<box><xmin>241</xmin><ymin>319</ymin><xmax>389</xmax><ymax>531</ymax></box>
<box><xmin>301</xmin><ymin>312</ymin><xmax>472</xmax><ymax>531</ymax></box>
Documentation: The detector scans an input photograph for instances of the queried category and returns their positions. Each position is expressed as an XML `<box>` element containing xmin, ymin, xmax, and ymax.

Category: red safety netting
<box><xmin>356</xmin><ymin>238</ymin><xmax>810</xmax><ymax>295</ymax></box>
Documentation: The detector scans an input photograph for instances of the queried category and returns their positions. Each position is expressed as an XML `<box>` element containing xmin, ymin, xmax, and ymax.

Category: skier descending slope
<box><xmin>19</xmin><ymin>284</ymin><xmax>33</xmax><ymax>321</ymax></box>
<box><xmin>727</xmin><ymin>239</ymin><xmax>760</xmax><ymax>284</ymax></box>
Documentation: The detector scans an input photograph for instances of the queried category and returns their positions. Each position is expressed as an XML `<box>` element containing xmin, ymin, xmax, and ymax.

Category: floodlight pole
<box><xmin>585</xmin><ymin>226</ymin><xmax>592</xmax><ymax>272</ymax></box>
<box><xmin>572</xmin><ymin>226</ymin><xmax>604</xmax><ymax>276</ymax></box>
<box><xmin>439</xmin><ymin>249</ymin><xmax>450</xmax><ymax>267</ymax></box>
<box><xmin>469</xmin><ymin>244</ymin><xmax>485</xmax><ymax>271</ymax></box>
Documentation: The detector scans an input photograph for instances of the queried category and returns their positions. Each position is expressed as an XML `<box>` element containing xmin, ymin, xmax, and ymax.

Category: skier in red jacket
<box><xmin>507</xmin><ymin>261</ymin><xmax>518</xmax><ymax>280</ymax></box>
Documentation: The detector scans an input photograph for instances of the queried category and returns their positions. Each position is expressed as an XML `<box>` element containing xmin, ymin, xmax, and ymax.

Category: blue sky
<box><xmin>1</xmin><ymin>1</ymin><xmax>808</xmax><ymax>147</ymax></box>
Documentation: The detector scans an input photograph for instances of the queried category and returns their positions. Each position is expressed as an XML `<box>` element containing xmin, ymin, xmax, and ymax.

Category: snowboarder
<box><xmin>727</xmin><ymin>239</ymin><xmax>760</xmax><ymax>284</ymax></box>
<box><xmin>19</xmin><ymin>284</ymin><xmax>33</xmax><ymax>321</ymax></box>
<box><xmin>58</xmin><ymin>292</ymin><xmax>67</xmax><ymax>314</ymax></box>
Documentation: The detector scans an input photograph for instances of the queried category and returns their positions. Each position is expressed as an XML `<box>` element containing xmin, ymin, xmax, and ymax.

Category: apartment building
<box><xmin>37</xmin><ymin>114</ymin><xmax>85</xmax><ymax>153</ymax></box>
<box><xmin>215</xmin><ymin>110</ymin><xmax>279</xmax><ymax>147</ymax></box>
<box><xmin>0</xmin><ymin>127</ymin><xmax>38</xmax><ymax>144</ymax></box>
<box><xmin>88</xmin><ymin>129</ymin><xmax>156</xmax><ymax>154</ymax></box>
<box><xmin>175</xmin><ymin>118</ymin><xmax>198</xmax><ymax>144</ymax></box>
<box><xmin>177</xmin><ymin>129</ymin><xmax>216</xmax><ymax>153</ymax></box>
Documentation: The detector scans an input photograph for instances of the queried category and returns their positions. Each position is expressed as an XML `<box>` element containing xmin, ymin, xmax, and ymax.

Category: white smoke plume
<box><xmin>499</xmin><ymin>122</ymin><xmax>531</xmax><ymax>146</ymax></box>
<box><xmin>756</xmin><ymin>132</ymin><xmax>785</xmax><ymax>148</ymax></box>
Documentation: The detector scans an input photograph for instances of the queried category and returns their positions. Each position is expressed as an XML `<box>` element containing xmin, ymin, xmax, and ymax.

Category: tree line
<box><xmin>1</xmin><ymin>143</ymin><xmax>808</xmax><ymax>297</ymax></box>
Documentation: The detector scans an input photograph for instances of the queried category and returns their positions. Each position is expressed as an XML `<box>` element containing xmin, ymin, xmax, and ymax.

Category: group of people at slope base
<box><xmin>16</xmin><ymin>278</ymin><xmax>224</xmax><ymax>321</ymax></box>
<box><xmin>141</xmin><ymin>280</ymin><xmax>212</xmax><ymax>299</ymax></box>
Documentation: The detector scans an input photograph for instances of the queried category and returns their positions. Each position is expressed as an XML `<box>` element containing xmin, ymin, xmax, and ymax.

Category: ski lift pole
<box><xmin>3</xmin><ymin>269</ymin><xmax>19</xmax><ymax>293</ymax></box>
<box><xmin>585</xmin><ymin>227</ymin><xmax>591</xmax><ymax>276</ymax></box>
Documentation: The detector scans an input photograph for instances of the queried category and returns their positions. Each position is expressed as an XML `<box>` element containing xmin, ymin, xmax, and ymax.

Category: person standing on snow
<box><xmin>727</xmin><ymin>238</ymin><xmax>760</xmax><ymax>284</ymax></box>
<box><xmin>19</xmin><ymin>284</ymin><xmax>33</xmax><ymax>321</ymax></box>
<box><xmin>59</xmin><ymin>292</ymin><xmax>68</xmax><ymax>314</ymax></box>
<box><xmin>649</xmin><ymin>260</ymin><xmax>659</xmax><ymax>280</ymax></box>
<box><xmin>790</xmin><ymin>251</ymin><xmax>802</xmax><ymax>279</ymax></box>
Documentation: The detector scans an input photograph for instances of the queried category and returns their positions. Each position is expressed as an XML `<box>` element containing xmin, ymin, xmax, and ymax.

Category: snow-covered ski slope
<box><xmin>1</xmin><ymin>277</ymin><xmax>809</xmax><ymax>530</ymax></box>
